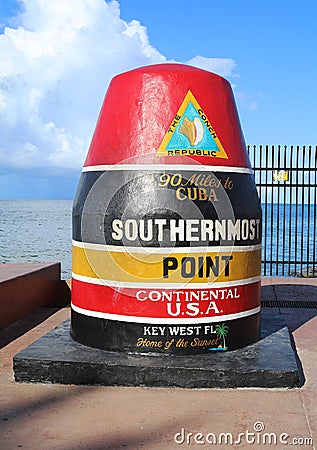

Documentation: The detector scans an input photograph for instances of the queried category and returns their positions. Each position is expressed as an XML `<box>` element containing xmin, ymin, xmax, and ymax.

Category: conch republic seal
<box><xmin>71</xmin><ymin>63</ymin><xmax>262</xmax><ymax>354</ymax></box>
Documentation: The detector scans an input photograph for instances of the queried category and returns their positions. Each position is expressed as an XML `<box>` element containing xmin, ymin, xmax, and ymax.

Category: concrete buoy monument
<box><xmin>71</xmin><ymin>63</ymin><xmax>262</xmax><ymax>354</ymax></box>
<box><xmin>13</xmin><ymin>64</ymin><xmax>300</xmax><ymax>388</ymax></box>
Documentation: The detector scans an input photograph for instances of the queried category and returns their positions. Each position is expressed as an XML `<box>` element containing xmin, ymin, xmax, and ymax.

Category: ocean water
<box><xmin>261</xmin><ymin>203</ymin><xmax>317</xmax><ymax>276</ymax></box>
<box><xmin>0</xmin><ymin>200</ymin><xmax>72</xmax><ymax>279</ymax></box>
<box><xmin>0</xmin><ymin>200</ymin><xmax>316</xmax><ymax>279</ymax></box>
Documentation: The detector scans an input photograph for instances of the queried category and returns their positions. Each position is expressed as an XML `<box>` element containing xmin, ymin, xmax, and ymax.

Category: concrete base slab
<box><xmin>13</xmin><ymin>312</ymin><xmax>300</xmax><ymax>388</ymax></box>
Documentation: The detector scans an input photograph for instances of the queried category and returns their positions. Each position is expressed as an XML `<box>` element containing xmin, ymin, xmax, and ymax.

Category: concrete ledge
<box><xmin>0</xmin><ymin>263</ymin><xmax>70</xmax><ymax>330</ymax></box>
<box><xmin>262</xmin><ymin>276</ymin><xmax>317</xmax><ymax>286</ymax></box>
<box><xmin>13</xmin><ymin>311</ymin><xmax>300</xmax><ymax>388</ymax></box>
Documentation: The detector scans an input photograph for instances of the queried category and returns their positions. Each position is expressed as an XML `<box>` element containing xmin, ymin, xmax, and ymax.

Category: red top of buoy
<box><xmin>84</xmin><ymin>64</ymin><xmax>250</xmax><ymax>168</ymax></box>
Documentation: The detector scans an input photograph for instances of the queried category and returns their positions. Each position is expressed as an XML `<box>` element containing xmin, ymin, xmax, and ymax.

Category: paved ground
<box><xmin>0</xmin><ymin>278</ymin><xmax>316</xmax><ymax>449</ymax></box>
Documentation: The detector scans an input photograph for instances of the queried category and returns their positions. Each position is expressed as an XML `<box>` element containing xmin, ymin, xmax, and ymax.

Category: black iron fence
<box><xmin>248</xmin><ymin>145</ymin><xmax>317</xmax><ymax>277</ymax></box>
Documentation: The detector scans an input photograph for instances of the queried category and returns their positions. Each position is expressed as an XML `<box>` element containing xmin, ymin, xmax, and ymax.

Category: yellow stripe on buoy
<box><xmin>72</xmin><ymin>245</ymin><xmax>261</xmax><ymax>284</ymax></box>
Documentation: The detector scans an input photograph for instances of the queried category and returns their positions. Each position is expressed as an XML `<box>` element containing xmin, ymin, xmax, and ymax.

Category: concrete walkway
<box><xmin>0</xmin><ymin>278</ymin><xmax>316</xmax><ymax>449</ymax></box>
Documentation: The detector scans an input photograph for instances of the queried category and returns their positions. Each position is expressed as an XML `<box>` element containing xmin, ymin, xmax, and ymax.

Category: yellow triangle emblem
<box><xmin>156</xmin><ymin>90</ymin><xmax>228</xmax><ymax>159</ymax></box>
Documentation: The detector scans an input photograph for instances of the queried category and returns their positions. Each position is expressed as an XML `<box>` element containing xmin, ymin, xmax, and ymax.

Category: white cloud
<box><xmin>0</xmin><ymin>0</ymin><xmax>239</xmax><ymax>177</ymax></box>
<box><xmin>186</xmin><ymin>56</ymin><xmax>238</xmax><ymax>78</ymax></box>
<box><xmin>235</xmin><ymin>91</ymin><xmax>262</xmax><ymax>111</ymax></box>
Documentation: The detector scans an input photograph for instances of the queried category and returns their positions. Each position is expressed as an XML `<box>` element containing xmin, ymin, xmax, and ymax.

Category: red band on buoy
<box><xmin>72</xmin><ymin>278</ymin><xmax>261</xmax><ymax>323</ymax></box>
<box><xmin>84</xmin><ymin>64</ymin><xmax>250</xmax><ymax>168</ymax></box>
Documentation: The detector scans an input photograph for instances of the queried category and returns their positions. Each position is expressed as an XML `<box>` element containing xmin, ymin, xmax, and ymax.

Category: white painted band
<box><xmin>72</xmin><ymin>239</ymin><xmax>262</xmax><ymax>253</ymax></box>
<box><xmin>71</xmin><ymin>272</ymin><xmax>261</xmax><ymax>289</ymax></box>
<box><xmin>82</xmin><ymin>164</ymin><xmax>253</xmax><ymax>174</ymax></box>
<box><xmin>71</xmin><ymin>303</ymin><xmax>260</xmax><ymax>324</ymax></box>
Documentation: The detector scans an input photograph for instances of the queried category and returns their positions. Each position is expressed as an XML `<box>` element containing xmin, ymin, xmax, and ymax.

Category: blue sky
<box><xmin>0</xmin><ymin>0</ymin><xmax>316</xmax><ymax>199</ymax></box>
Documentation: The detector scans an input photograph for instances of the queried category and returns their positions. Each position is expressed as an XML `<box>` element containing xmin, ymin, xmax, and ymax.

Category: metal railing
<box><xmin>248</xmin><ymin>145</ymin><xmax>317</xmax><ymax>277</ymax></box>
